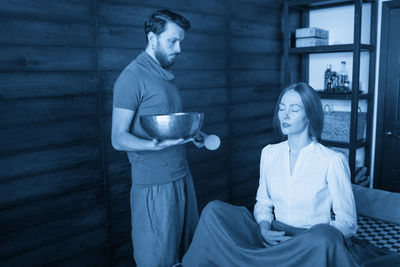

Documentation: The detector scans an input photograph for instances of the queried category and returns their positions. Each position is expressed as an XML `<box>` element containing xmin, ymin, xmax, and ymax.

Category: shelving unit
<box><xmin>282</xmin><ymin>0</ymin><xmax>377</xmax><ymax>183</ymax></box>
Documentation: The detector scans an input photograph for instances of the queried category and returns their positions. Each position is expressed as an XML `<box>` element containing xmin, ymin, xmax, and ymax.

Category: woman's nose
<box><xmin>284</xmin><ymin>112</ymin><xmax>290</xmax><ymax>119</ymax></box>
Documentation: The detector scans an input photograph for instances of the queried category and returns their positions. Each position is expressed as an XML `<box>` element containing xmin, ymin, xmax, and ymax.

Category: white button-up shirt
<box><xmin>254</xmin><ymin>141</ymin><xmax>357</xmax><ymax>237</ymax></box>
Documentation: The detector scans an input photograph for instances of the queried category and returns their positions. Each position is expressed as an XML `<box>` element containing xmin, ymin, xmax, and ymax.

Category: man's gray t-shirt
<box><xmin>113</xmin><ymin>52</ymin><xmax>188</xmax><ymax>185</ymax></box>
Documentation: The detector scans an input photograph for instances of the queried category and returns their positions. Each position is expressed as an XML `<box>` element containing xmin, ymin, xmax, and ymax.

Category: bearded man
<box><xmin>111</xmin><ymin>9</ymin><xmax>199</xmax><ymax>267</ymax></box>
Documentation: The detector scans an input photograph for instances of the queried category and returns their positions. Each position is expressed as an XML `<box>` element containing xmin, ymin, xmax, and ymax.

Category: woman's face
<box><xmin>278</xmin><ymin>90</ymin><xmax>309</xmax><ymax>136</ymax></box>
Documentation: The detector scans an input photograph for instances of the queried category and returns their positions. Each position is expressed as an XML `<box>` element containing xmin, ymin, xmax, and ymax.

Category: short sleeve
<box><xmin>113</xmin><ymin>70</ymin><xmax>142</xmax><ymax>111</ymax></box>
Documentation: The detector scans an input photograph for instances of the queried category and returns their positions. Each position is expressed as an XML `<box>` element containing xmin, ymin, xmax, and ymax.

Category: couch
<box><xmin>352</xmin><ymin>184</ymin><xmax>400</xmax><ymax>253</ymax></box>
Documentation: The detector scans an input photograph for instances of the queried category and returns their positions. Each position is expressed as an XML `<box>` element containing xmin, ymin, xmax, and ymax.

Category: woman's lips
<box><xmin>282</xmin><ymin>123</ymin><xmax>291</xmax><ymax>128</ymax></box>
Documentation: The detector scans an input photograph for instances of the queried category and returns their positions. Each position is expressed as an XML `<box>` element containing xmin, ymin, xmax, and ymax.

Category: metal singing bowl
<box><xmin>140</xmin><ymin>112</ymin><xmax>204</xmax><ymax>140</ymax></box>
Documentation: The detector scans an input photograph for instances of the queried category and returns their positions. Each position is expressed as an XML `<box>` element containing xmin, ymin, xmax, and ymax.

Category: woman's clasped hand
<box><xmin>259</xmin><ymin>220</ymin><xmax>291</xmax><ymax>246</ymax></box>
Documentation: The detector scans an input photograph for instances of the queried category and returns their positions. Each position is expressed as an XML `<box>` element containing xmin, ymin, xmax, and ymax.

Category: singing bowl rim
<box><xmin>141</xmin><ymin>112</ymin><xmax>204</xmax><ymax>119</ymax></box>
<box><xmin>140</xmin><ymin>112</ymin><xmax>204</xmax><ymax>139</ymax></box>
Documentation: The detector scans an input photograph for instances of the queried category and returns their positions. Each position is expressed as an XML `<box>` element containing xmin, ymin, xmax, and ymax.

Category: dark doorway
<box><xmin>375</xmin><ymin>0</ymin><xmax>400</xmax><ymax>192</ymax></box>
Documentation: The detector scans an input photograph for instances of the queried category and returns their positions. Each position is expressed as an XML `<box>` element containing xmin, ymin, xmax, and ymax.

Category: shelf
<box><xmin>289</xmin><ymin>44</ymin><xmax>373</xmax><ymax>54</ymax></box>
<box><xmin>288</xmin><ymin>0</ymin><xmax>374</xmax><ymax>10</ymax></box>
<box><xmin>317</xmin><ymin>91</ymin><xmax>371</xmax><ymax>99</ymax></box>
<box><xmin>320</xmin><ymin>139</ymin><xmax>367</xmax><ymax>148</ymax></box>
<box><xmin>283</xmin><ymin>0</ymin><xmax>377</xmax><ymax>180</ymax></box>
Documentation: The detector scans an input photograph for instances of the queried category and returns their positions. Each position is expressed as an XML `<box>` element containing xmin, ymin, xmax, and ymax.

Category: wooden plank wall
<box><xmin>228</xmin><ymin>0</ymin><xmax>283</xmax><ymax>207</ymax></box>
<box><xmin>0</xmin><ymin>0</ymin><xmax>283</xmax><ymax>266</ymax></box>
<box><xmin>0</xmin><ymin>0</ymin><xmax>111</xmax><ymax>266</ymax></box>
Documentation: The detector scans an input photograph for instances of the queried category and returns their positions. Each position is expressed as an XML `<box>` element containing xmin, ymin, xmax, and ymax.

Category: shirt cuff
<box><xmin>254</xmin><ymin>213</ymin><xmax>274</xmax><ymax>224</ymax></box>
<box><xmin>329</xmin><ymin>220</ymin><xmax>357</xmax><ymax>237</ymax></box>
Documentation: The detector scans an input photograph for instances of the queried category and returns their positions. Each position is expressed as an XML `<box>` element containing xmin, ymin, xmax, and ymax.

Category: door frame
<box><xmin>374</xmin><ymin>0</ymin><xmax>400</xmax><ymax>188</ymax></box>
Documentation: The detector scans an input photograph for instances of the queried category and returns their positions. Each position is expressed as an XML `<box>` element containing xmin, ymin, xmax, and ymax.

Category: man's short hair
<box><xmin>144</xmin><ymin>9</ymin><xmax>191</xmax><ymax>42</ymax></box>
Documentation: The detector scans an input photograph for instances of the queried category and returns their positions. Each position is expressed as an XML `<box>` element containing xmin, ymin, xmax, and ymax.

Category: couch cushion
<box><xmin>352</xmin><ymin>185</ymin><xmax>400</xmax><ymax>225</ymax></box>
<box><xmin>357</xmin><ymin>214</ymin><xmax>400</xmax><ymax>253</ymax></box>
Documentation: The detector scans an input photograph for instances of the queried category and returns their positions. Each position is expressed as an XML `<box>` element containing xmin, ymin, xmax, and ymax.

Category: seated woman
<box><xmin>181</xmin><ymin>83</ymin><xmax>400</xmax><ymax>266</ymax></box>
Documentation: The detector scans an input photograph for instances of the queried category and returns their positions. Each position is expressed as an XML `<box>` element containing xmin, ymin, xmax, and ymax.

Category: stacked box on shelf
<box><xmin>295</xmin><ymin>27</ymin><xmax>329</xmax><ymax>47</ymax></box>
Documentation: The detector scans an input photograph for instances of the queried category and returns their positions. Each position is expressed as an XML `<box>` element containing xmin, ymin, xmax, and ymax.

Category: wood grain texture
<box><xmin>0</xmin><ymin>119</ymin><xmax>98</xmax><ymax>154</ymax></box>
<box><xmin>0</xmin><ymin>144</ymin><xmax>100</xmax><ymax>180</ymax></box>
<box><xmin>0</xmin><ymin>186</ymin><xmax>105</xmax><ymax>235</ymax></box>
<box><xmin>112</xmin><ymin>241</ymin><xmax>133</xmax><ymax>266</ymax></box>
<box><xmin>232</xmin><ymin>177</ymin><xmax>259</xmax><ymax>204</ymax></box>
<box><xmin>0</xmin><ymin>96</ymin><xmax>98</xmax><ymax>126</ymax></box>
<box><xmin>0</xmin><ymin>45</ymin><xmax>97</xmax><ymax>71</ymax></box>
<box><xmin>114</xmin><ymin>256</ymin><xmax>135</xmax><ymax>267</ymax></box>
<box><xmin>1</xmin><ymin>207</ymin><xmax>106</xmax><ymax>259</ymax></box>
<box><xmin>231</xmin><ymin>131</ymin><xmax>277</xmax><ymax>152</ymax></box>
<box><xmin>108</xmin><ymin>181</ymin><xmax>131</xmax><ymax>204</ymax></box>
<box><xmin>99</xmin><ymin>0</ymin><xmax>226</xmax><ymax>16</ymax></box>
<box><xmin>44</xmin><ymin>246</ymin><xmax>109</xmax><ymax>267</ymax></box>
<box><xmin>0</xmin><ymin>72</ymin><xmax>98</xmax><ymax>99</ymax></box>
<box><xmin>109</xmin><ymin>193</ymin><xmax>130</xmax><ymax>220</ymax></box>
<box><xmin>231</xmin><ymin>164</ymin><xmax>260</xmax><ymax>184</ymax></box>
<box><xmin>0</xmin><ymin>0</ymin><xmax>95</xmax><ymax>23</ymax></box>
<box><xmin>230</xmin><ymin>53</ymin><xmax>281</xmax><ymax>70</ymax></box>
<box><xmin>231</xmin><ymin>116</ymin><xmax>274</xmax><ymax>136</ymax></box>
<box><xmin>0</xmin><ymin>166</ymin><xmax>102</xmax><ymax>208</ymax></box>
<box><xmin>229</xmin><ymin>70</ymin><xmax>281</xmax><ymax>87</ymax></box>
<box><xmin>230</xmin><ymin>1</ymin><xmax>281</xmax><ymax>24</ymax></box>
<box><xmin>230</xmin><ymin>100</ymin><xmax>276</xmax><ymax>120</ymax></box>
<box><xmin>0</xmin><ymin>228</ymin><xmax>108</xmax><ymax>266</ymax></box>
<box><xmin>230</xmin><ymin>37</ymin><xmax>281</xmax><ymax>54</ymax></box>
<box><xmin>106</xmin><ymin>158</ymin><xmax>131</xmax><ymax>183</ymax></box>
<box><xmin>231</xmin><ymin>19</ymin><xmax>280</xmax><ymax>38</ymax></box>
<box><xmin>231</xmin><ymin>147</ymin><xmax>263</xmax><ymax>169</ymax></box>
<box><xmin>194</xmin><ymin>172</ymin><xmax>229</xmax><ymax>195</ymax></box>
<box><xmin>0</xmin><ymin>17</ymin><xmax>95</xmax><ymax>47</ymax></box>
<box><xmin>237</xmin><ymin>0</ymin><xmax>282</xmax><ymax>9</ymax></box>
<box><xmin>231</xmin><ymin>85</ymin><xmax>280</xmax><ymax>103</ymax></box>
<box><xmin>109</xmin><ymin>216</ymin><xmax>131</xmax><ymax>249</ymax></box>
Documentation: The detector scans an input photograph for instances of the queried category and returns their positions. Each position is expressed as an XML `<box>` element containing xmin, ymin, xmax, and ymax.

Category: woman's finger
<box><xmin>276</xmin><ymin>235</ymin><xmax>292</xmax><ymax>242</ymax></box>
<box><xmin>267</xmin><ymin>239</ymin><xmax>279</xmax><ymax>246</ymax></box>
<box><xmin>264</xmin><ymin>231</ymin><xmax>286</xmax><ymax>237</ymax></box>
<box><xmin>262</xmin><ymin>241</ymin><xmax>270</xmax><ymax>248</ymax></box>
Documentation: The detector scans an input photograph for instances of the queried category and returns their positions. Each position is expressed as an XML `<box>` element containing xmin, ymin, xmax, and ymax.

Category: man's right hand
<box><xmin>152</xmin><ymin>138</ymin><xmax>184</xmax><ymax>150</ymax></box>
<box><xmin>259</xmin><ymin>220</ymin><xmax>291</xmax><ymax>246</ymax></box>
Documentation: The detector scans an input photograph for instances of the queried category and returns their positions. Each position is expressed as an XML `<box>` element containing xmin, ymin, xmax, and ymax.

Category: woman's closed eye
<box><xmin>289</xmin><ymin>104</ymin><xmax>302</xmax><ymax>113</ymax></box>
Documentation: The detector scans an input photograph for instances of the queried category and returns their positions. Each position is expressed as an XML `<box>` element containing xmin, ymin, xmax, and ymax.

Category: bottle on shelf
<box><xmin>324</xmin><ymin>64</ymin><xmax>332</xmax><ymax>91</ymax></box>
<box><xmin>339</xmin><ymin>61</ymin><xmax>349</xmax><ymax>92</ymax></box>
<box><xmin>330</xmin><ymin>71</ymin><xmax>339</xmax><ymax>91</ymax></box>
<box><xmin>344</xmin><ymin>80</ymin><xmax>350</xmax><ymax>92</ymax></box>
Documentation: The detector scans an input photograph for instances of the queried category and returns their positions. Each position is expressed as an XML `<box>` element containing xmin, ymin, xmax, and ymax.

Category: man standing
<box><xmin>111</xmin><ymin>9</ymin><xmax>199</xmax><ymax>266</ymax></box>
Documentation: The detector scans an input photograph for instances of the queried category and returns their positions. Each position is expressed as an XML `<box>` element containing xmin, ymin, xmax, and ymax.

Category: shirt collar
<box><xmin>136</xmin><ymin>51</ymin><xmax>175</xmax><ymax>81</ymax></box>
<box><xmin>285</xmin><ymin>139</ymin><xmax>316</xmax><ymax>153</ymax></box>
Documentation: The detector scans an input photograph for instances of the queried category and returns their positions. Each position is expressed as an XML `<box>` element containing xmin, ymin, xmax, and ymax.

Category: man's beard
<box><xmin>154</xmin><ymin>45</ymin><xmax>177</xmax><ymax>68</ymax></box>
